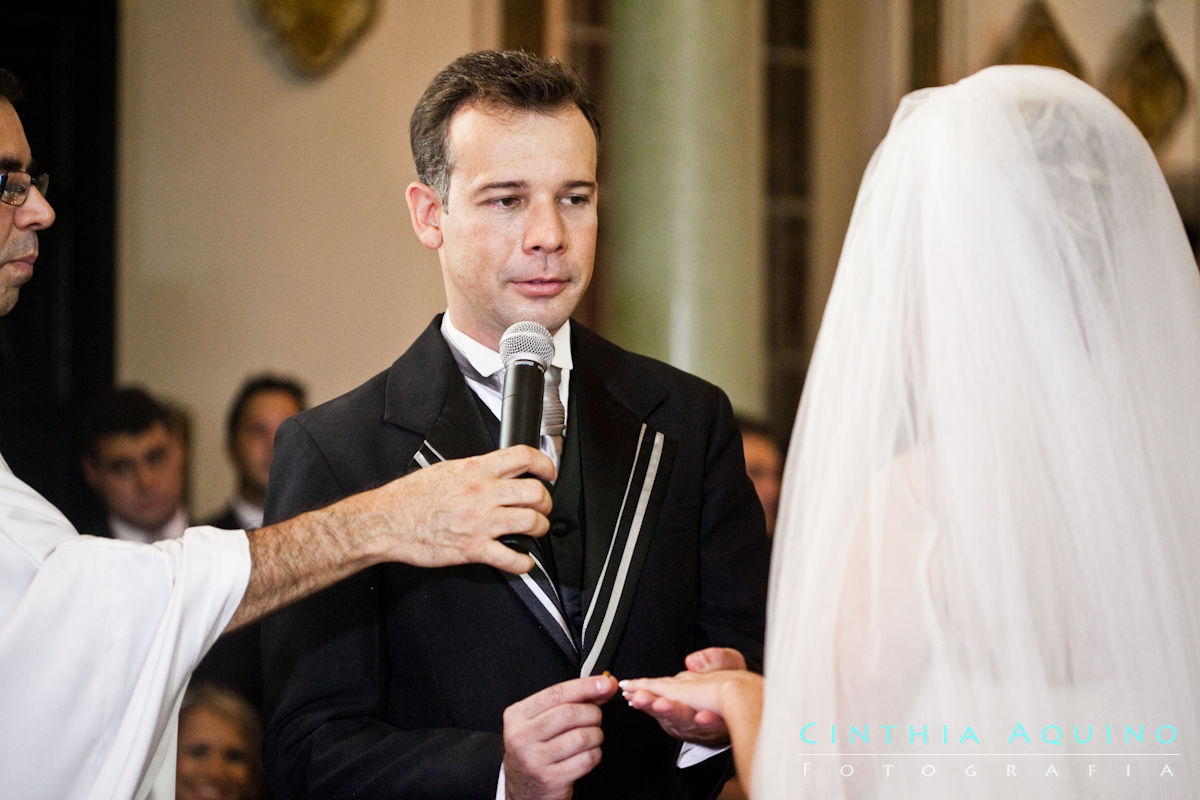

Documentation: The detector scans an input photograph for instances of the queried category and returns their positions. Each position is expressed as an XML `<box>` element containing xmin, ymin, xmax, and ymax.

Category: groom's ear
<box><xmin>406</xmin><ymin>181</ymin><xmax>444</xmax><ymax>250</ymax></box>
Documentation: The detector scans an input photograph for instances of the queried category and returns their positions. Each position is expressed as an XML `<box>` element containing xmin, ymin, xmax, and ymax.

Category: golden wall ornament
<box><xmin>996</xmin><ymin>0</ymin><xmax>1085</xmax><ymax>79</ymax></box>
<box><xmin>1103</xmin><ymin>5</ymin><xmax>1189</xmax><ymax>150</ymax></box>
<box><xmin>257</xmin><ymin>0</ymin><xmax>380</xmax><ymax>77</ymax></box>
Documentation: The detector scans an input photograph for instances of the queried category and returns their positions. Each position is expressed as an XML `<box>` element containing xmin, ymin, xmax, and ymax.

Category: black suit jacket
<box><xmin>202</xmin><ymin>504</ymin><xmax>244</xmax><ymax>532</ymax></box>
<box><xmin>260</xmin><ymin>317</ymin><xmax>769</xmax><ymax>799</ymax></box>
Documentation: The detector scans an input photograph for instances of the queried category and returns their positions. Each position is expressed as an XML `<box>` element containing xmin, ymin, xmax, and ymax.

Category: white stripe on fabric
<box><xmin>581</xmin><ymin>425</ymin><xmax>646</xmax><ymax>636</ymax></box>
<box><xmin>520</xmin><ymin>555</ymin><xmax>577</xmax><ymax>651</ymax></box>
<box><xmin>414</xmin><ymin>441</ymin><xmax>448</xmax><ymax>470</ymax></box>
<box><xmin>580</xmin><ymin>430</ymin><xmax>664</xmax><ymax>677</ymax></box>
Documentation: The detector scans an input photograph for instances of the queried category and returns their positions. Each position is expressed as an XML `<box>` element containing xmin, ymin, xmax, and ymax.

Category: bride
<box><xmin>621</xmin><ymin>65</ymin><xmax>1200</xmax><ymax>798</ymax></box>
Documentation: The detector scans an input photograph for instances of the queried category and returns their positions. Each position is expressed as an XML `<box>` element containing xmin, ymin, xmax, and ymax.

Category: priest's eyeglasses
<box><xmin>0</xmin><ymin>171</ymin><xmax>50</xmax><ymax>207</ymax></box>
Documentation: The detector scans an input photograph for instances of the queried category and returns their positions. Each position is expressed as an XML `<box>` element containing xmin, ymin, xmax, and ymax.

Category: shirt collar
<box><xmin>441</xmin><ymin>313</ymin><xmax>574</xmax><ymax>375</ymax></box>
<box><xmin>109</xmin><ymin>507</ymin><xmax>187</xmax><ymax>543</ymax></box>
<box><xmin>231</xmin><ymin>495</ymin><xmax>264</xmax><ymax>530</ymax></box>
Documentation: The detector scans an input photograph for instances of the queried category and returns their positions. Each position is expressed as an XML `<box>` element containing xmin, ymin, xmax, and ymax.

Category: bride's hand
<box><xmin>618</xmin><ymin>669</ymin><xmax>762</xmax><ymax>723</ymax></box>
<box><xmin>622</xmin><ymin>669</ymin><xmax>765</xmax><ymax>794</ymax></box>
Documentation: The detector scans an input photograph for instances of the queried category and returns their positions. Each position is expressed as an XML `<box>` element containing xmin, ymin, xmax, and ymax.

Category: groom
<box><xmin>261</xmin><ymin>50</ymin><xmax>770</xmax><ymax>799</ymax></box>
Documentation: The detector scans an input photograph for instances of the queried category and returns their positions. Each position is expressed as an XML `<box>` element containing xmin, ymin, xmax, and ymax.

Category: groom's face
<box><xmin>432</xmin><ymin>102</ymin><xmax>598</xmax><ymax>351</ymax></box>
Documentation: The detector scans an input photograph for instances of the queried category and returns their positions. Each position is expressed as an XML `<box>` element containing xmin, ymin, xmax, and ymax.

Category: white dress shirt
<box><xmin>109</xmin><ymin>506</ymin><xmax>188</xmax><ymax>544</ymax></box>
<box><xmin>441</xmin><ymin>313</ymin><xmax>572</xmax><ymax>467</ymax></box>
<box><xmin>230</xmin><ymin>495</ymin><xmax>264</xmax><ymax>531</ymax></box>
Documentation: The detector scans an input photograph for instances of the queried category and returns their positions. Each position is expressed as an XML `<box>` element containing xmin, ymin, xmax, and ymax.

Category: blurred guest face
<box><xmin>409</xmin><ymin>103</ymin><xmax>597</xmax><ymax>350</ymax></box>
<box><xmin>230</xmin><ymin>389</ymin><xmax>302</xmax><ymax>505</ymax></box>
<box><xmin>176</xmin><ymin>707</ymin><xmax>254</xmax><ymax>800</ymax></box>
<box><xmin>83</xmin><ymin>420</ymin><xmax>185</xmax><ymax>532</ymax></box>
<box><xmin>0</xmin><ymin>101</ymin><xmax>54</xmax><ymax>317</ymax></box>
<box><xmin>742</xmin><ymin>431</ymin><xmax>782</xmax><ymax>536</ymax></box>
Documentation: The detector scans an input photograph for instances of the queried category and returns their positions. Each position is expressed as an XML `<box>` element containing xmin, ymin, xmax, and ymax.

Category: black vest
<box><xmin>471</xmin><ymin>387</ymin><xmax>586</xmax><ymax>644</ymax></box>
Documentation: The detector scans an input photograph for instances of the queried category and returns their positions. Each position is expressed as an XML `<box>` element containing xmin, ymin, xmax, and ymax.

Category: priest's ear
<box><xmin>406</xmin><ymin>182</ymin><xmax>443</xmax><ymax>250</ymax></box>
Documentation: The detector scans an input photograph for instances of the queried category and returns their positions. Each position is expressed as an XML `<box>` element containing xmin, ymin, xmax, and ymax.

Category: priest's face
<box><xmin>0</xmin><ymin>100</ymin><xmax>55</xmax><ymax>316</ymax></box>
<box><xmin>408</xmin><ymin>102</ymin><xmax>597</xmax><ymax>351</ymax></box>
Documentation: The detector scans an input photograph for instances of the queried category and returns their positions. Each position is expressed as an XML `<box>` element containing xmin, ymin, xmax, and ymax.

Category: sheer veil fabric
<box><xmin>754</xmin><ymin>66</ymin><xmax>1200</xmax><ymax>798</ymax></box>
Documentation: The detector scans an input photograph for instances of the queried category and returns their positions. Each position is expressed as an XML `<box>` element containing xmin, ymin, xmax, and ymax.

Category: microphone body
<box><xmin>497</xmin><ymin>321</ymin><xmax>556</xmax><ymax>553</ymax></box>
<box><xmin>497</xmin><ymin>321</ymin><xmax>556</xmax><ymax>449</ymax></box>
<box><xmin>499</xmin><ymin>361</ymin><xmax>546</xmax><ymax>448</ymax></box>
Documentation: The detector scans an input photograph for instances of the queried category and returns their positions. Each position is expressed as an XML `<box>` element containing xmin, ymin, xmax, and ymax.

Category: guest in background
<box><xmin>196</xmin><ymin>374</ymin><xmax>306</xmax><ymax>711</ymax></box>
<box><xmin>177</xmin><ymin>682</ymin><xmax>267</xmax><ymax>800</ymax></box>
<box><xmin>735</xmin><ymin>416</ymin><xmax>783</xmax><ymax>537</ymax></box>
<box><xmin>205</xmin><ymin>374</ymin><xmax>307</xmax><ymax>532</ymax></box>
<box><xmin>714</xmin><ymin>417</ymin><xmax>782</xmax><ymax>800</ymax></box>
<box><xmin>79</xmin><ymin>386</ymin><xmax>189</xmax><ymax>542</ymax></box>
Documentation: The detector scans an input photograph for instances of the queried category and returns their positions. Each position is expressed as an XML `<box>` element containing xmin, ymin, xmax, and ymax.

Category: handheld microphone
<box><xmin>498</xmin><ymin>321</ymin><xmax>555</xmax><ymax>449</ymax></box>
<box><xmin>497</xmin><ymin>321</ymin><xmax>555</xmax><ymax>555</ymax></box>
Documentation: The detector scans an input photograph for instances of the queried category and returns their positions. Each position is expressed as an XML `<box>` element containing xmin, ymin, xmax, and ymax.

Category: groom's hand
<box><xmin>502</xmin><ymin>674</ymin><xmax>619</xmax><ymax>799</ymax></box>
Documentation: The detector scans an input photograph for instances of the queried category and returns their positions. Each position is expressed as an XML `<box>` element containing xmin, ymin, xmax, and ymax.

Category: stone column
<box><xmin>603</xmin><ymin>0</ymin><xmax>766</xmax><ymax>415</ymax></box>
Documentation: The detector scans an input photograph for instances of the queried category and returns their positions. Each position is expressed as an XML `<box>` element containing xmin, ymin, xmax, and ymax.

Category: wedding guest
<box><xmin>206</xmin><ymin>374</ymin><xmax>307</xmax><ymax>532</ymax></box>
<box><xmin>79</xmin><ymin>386</ymin><xmax>188</xmax><ymax>542</ymax></box>
<box><xmin>195</xmin><ymin>374</ymin><xmax>307</xmax><ymax>712</ymax></box>
<box><xmin>736</xmin><ymin>416</ymin><xmax>782</xmax><ymax>536</ymax></box>
<box><xmin>177</xmin><ymin>683</ymin><xmax>266</xmax><ymax>800</ymax></box>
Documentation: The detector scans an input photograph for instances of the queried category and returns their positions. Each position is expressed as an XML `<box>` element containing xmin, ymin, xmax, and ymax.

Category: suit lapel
<box><xmin>408</xmin><ymin>385</ymin><xmax>496</xmax><ymax>470</ymax></box>
<box><xmin>501</xmin><ymin>552</ymin><xmax>580</xmax><ymax>665</ymax></box>
<box><xmin>571</xmin><ymin>326</ymin><xmax>677</xmax><ymax>676</ymax></box>
<box><xmin>391</xmin><ymin>317</ymin><xmax>579</xmax><ymax>665</ymax></box>
<box><xmin>383</xmin><ymin>319</ymin><xmax>496</xmax><ymax>470</ymax></box>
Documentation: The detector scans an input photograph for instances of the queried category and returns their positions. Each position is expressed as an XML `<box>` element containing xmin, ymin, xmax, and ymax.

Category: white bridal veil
<box><xmin>754</xmin><ymin>65</ymin><xmax>1200</xmax><ymax>798</ymax></box>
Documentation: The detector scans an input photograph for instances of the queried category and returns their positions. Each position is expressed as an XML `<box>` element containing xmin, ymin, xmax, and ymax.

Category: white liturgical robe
<box><xmin>0</xmin><ymin>451</ymin><xmax>251</xmax><ymax>799</ymax></box>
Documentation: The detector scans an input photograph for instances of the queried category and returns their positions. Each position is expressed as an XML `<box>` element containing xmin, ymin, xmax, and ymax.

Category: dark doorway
<box><xmin>0</xmin><ymin>3</ymin><xmax>117</xmax><ymax>520</ymax></box>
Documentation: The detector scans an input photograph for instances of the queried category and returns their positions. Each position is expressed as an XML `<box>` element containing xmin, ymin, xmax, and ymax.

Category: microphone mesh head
<box><xmin>499</xmin><ymin>321</ymin><xmax>555</xmax><ymax>369</ymax></box>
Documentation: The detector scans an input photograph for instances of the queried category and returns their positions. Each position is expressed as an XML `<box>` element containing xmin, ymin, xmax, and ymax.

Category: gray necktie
<box><xmin>541</xmin><ymin>365</ymin><xmax>565</xmax><ymax>464</ymax></box>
